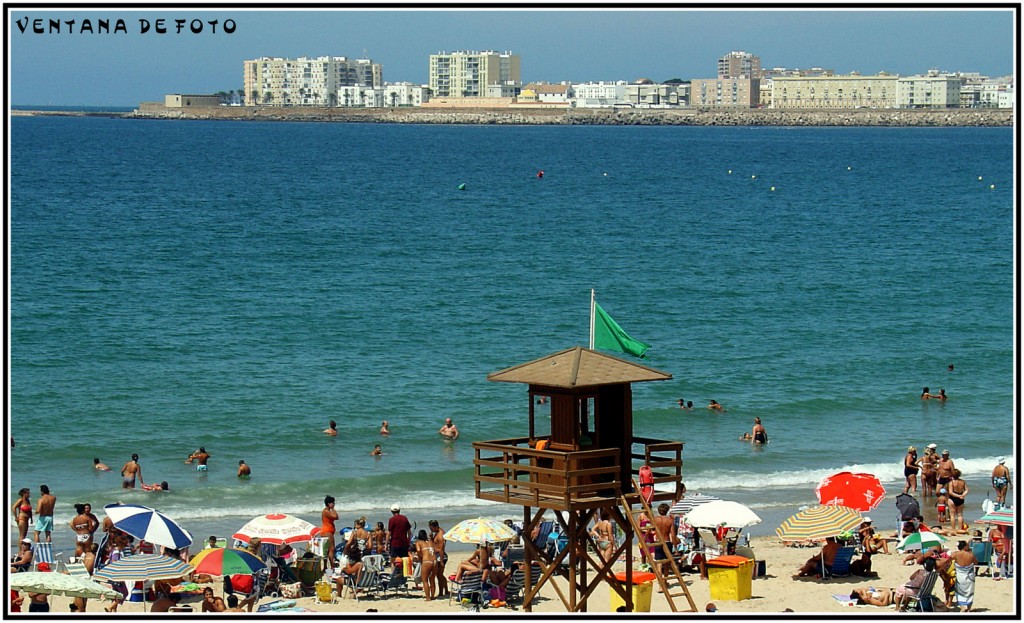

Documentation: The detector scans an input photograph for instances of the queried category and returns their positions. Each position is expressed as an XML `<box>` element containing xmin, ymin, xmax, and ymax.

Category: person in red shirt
<box><xmin>386</xmin><ymin>504</ymin><xmax>412</xmax><ymax>569</ymax></box>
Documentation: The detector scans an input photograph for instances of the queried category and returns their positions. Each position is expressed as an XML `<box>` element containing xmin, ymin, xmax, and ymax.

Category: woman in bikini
<box><xmin>333</xmin><ymin>539</ymin><xmax>364</xmax><ymax>596</ymax></box>
<box><xmin>590</xmin><ymin>510</ymin><xmax>615</xmax><ymax>563</ymax></box>
<box><xmin>348</xmin><ymin>517</ymin><xmax>371</xmax><ymax>557</ymax></box>
<box><xmin>850</xmin><ymin>586</ymin><xmax>896</xmax><ymax>607</ymax></box>
<box><xmin>11</xmin><ymin>488</ymin><xmax>32</xmax><ymax>543</ymax></box>
<box><xmin>453</xmin><ymin>543</ymin><xmax>497</xmax><ymax>584</ymax></box>
<box><xmin>370</xmin><ymin>521</ymin><xmax>386</xmax><ymax>556</ymax></box>
<box><xmin>947</xmin><ymin>469</ymin><xmax>969</xmax><ymax>533</ymax></box>
<box><xmin>412</xmin><ymin>530</ymin><xmax>437</xmax><ymax>601</ymax></box>
<box><xmin>903</xmin><ymin>447</ymin><xmax>921</xmax><ymax>494</ymax></box>
<box><xmin>69</xmin><ymin>503</ymin><xmax>93</xmax><ymax>558</ymax></box>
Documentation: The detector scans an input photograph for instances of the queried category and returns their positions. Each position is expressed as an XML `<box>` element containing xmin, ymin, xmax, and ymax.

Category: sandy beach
<box><xmin>30</xmin><ymin>530</ymin><xmax>1014</xmax><ymax>616</ymax></box>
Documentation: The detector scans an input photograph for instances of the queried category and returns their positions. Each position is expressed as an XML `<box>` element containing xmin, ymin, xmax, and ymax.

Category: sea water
<box><xmin>8</xmin><ymin>118</ymin><xmax>1014</xmax><ymax>552</ymax></box>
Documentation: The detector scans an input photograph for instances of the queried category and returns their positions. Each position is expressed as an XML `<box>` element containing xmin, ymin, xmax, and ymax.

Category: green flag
<box><xmin>593</xmin><ymin>301</ymin><xmax>651</xmax><ymax>358</ymax></box>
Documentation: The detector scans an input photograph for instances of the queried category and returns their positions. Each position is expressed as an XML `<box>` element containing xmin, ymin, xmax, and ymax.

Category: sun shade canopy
<box><xmin>487</xmin><ymin>347</ymin><xmax>672</xmax><ymax>388</ymax></box>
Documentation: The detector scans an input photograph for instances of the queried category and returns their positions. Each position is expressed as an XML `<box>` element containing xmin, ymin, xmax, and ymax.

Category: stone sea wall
<box><xmin>19</xmin><ymin>105</ymin><xmax>1016</xmax><ymax>127</ymax></box>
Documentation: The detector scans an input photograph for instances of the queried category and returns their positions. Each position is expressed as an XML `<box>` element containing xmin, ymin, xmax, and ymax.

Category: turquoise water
<box><xmin>9</xmin><ymin>118</ymin><xmax>1014</xmax><ymax>551</ymax></box>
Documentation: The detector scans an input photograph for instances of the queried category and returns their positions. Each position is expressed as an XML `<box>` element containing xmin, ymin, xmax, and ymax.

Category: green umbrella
<box><xmin>897</xmin><ymin>530</ymin><xmax>947</xmax><ymax>552</ymax></box>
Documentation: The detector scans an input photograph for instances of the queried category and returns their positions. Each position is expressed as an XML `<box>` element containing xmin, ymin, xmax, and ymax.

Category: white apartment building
<box><xmin>428</xmin><ymin>50</ymin><xmax>521</xmax><ymax>98</ymax></box>
<box><xmin>624</xmin><ymin>82</ymin><xmax>682</xmax><ymax>107</ymax></box>
<box><xmin>571</xmin><ymin>81</ymin><xmax>628</xmax><ymax>108</ymax></box>
<box><xmin>243</xmin><ymin>56</ymin><xmax>382</xmax><ymax>107</ymax></box>
<box><xmin>897</xmin><ymin>71</ymin><xmax>962</xmax><ymax>108</ymax></box>
<box><xmin>771</xmin><ymin>74</ymin><xmax>898</xmax><ymax>109</ymax></box>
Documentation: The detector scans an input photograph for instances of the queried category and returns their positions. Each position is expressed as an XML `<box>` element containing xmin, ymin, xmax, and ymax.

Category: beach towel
<box><xmin>954</xmin><ymin>563</ymin><xmax>975</xmax><ymax>608</ymax></box>
<box><xmin>831</xmin><ymin>594</ymin><xmax>858</xmax><ymax>607</ymax></box>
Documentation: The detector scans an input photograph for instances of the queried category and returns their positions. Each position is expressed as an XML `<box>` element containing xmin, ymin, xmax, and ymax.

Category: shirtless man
<box><xmin>237</xmin><ymin>460</ymin><xmax>251</xmax><ymax>478</ymax></box>
<box><xmin>70</xmin><ymin>503</ymin><xmax>94</xmax><ymax>557</ymax></box>
<box><xmin>439</xmin><ymin>418</ymin><xmax>459</xmax><ymax>440</ymax></box>
<box><xmin>380</xmin><ymin>420</ymin><xmax>390</xmax><ymax>436</ymax></box>
<box><xmin>651</xmin><ymin>503</ymin><xmax>678</xmax><ymax>572</ymax></box>
<box><xmin>936</xmin><ymin>450</ymin><xmax>955</xmax><ymax>492</ymax></box>
<box><xmin>991</xmin><ymin>457</ymin><xmax>1011</xmax><ymax>507</ymax></box>
<box><xmin>34</xmin><ymin>485</ymin><xmax>56</xmax><ymax>543</ymax></box>
<box><xmin>191</xmin><ymin>447</ymin><xmax>211</xmax><ymax>472</ymax></box>
<box><xmin>200</xmin><ymin>587</ymin><xmax>226</xmax><ymax>612</ymax></box>
<box><xmin>224</xmin><ymin>595</ymin><xmax>245</xmax><ymax>612</ymax></box>
<box><xmin>590</xmin><ymin>510</ymin><xmax>615</xmax><ymax>563</ymax></box>
<box><xmin>708</xmin><ymin>400</ymin><xmax>726</xmax><ymax>412</ymax></box>
<box><xmin>324</xmin><ymin>420</ymin><xmax>338</xmax><ymax>436</ymax></box>
<box><xmin>120</xmin><ymin>454</ymin><xmax>143</xmax><ymax>489</ymax></box>
<box><xmin>796</xmin><ymin>537</ymin><xmax>840</xmax><ymax>577</ymax></box>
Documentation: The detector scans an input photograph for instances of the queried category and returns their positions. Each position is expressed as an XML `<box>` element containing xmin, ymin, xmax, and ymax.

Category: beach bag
<box><xmin>314</xmin><ymin>581</ymin><xmax>333</xmax><ymax>602</ymax></box>
<box><xmin>489</xmin><ymin>585</ymin><xmax>506</xmax><ymax>601</ymax></box>
<box><xmin>639</xmin><ymin>465</ymin><xmax>654</xmax><ymax>504</ymax></box>
<box><xmin>281</xmin><ymin>582</ymin><xmax>302</xmax><ymax>599</ymax></box>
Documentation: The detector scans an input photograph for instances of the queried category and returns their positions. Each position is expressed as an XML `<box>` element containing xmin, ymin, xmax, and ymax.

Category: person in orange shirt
<box><xmin>321</xmin><ymin>496</ymin><xmax>338</xmax><ymax>571</ymax></box>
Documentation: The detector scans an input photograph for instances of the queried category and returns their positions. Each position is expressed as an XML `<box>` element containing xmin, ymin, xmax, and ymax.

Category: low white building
<box><xmin>571</xmin><ymin>81</ymin><xmax>627</xmax><ymax>108</ymax></box>
<box><xmin>383</xmin><ymin>83</ymin><xmax>429</xmax><ymax>107</ymax></box>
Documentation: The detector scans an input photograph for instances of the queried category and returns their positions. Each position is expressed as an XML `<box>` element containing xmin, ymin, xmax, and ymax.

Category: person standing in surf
<box><xmin>752</xmin><ymin>418</ymin><xmax>768</xmax><ymax>444</ymax></box>
<box><xmin>903</xmin><ymin>447</ymin><xmax>921</xmax><ymax>494</ymax></box>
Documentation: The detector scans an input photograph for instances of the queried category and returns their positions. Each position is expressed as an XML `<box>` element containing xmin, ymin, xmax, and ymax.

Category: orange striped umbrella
<box><xmin>776</xmin><ymin>505</ymin><xmax>863</xmax><ymax>541</ymax></box>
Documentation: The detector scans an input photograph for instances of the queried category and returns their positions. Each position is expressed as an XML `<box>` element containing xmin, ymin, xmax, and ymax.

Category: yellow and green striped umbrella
<box><xmin>776</xmin><ymin>505</ymin><xmax>863</xmax><ymax>541</ymax></box>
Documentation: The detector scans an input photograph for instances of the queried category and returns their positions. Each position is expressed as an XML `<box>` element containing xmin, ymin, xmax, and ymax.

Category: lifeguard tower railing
<box><xmin>473</xmin><ymin>436</ymin><xmax>683</xmax><ymax>512</ymax></box>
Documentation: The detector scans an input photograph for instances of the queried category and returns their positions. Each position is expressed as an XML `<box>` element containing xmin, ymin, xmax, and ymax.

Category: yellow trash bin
<box><xmin>609</xmin><ymin>571</ymin><xmax>656</xmax><ymax>612</ymax></box>
<box><xmin>706</xmin><ymin>555</ymin><xmax>753</xmax><ymax>601</ymax></box>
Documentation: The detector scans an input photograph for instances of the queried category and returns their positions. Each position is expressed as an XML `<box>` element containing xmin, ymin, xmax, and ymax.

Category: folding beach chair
<box><xmin>65</xmin><ymin>560</ymin><xmax>90</xmax><ymax>580</ymax></box>
<box><xmin>901</xmin><ymin>571</ymin><xmax>939</xmax><ymax>612</ymax></box>
<box><xmin>32</xmin><ymin>542</ymin><xmax>63</xmax><ymax>571</ymax></box>
<box><xmin>504</xmin><ymin>562</ymin><xmax>542</xmax><ymax>606</ymax></box>
<box><xmin>449</xmin><ymin>571</ymin><xmax>489</xmax><ymax>611</ymax></box>
<box><xmin>293</xmin><ymin>556</ymin><xmax>323</xmax><ymax>597</ymax></box>
<box><xmin>972</xmin><ymin>541</ymin><xmax>994</xmax><ymax>576</ymax></box>
<box><xmin>822</xmin><ymin>546</ymin><xmax>856</xmax><ymax>579</ymax></box>
<box><xmin>343</xmin><ymin>567</ymin><xmax>382</xmax><ymax>601</ymax></box>
<box><xmin>379</xmin><ymin>569</ymin><xmax>410</xmax><ymax>598</ymax></box>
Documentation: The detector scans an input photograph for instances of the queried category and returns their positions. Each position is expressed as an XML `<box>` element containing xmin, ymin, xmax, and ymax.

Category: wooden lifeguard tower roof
<box><xmin>486</xmin><ymin>346</ymin><xmax>672</xmax><ymax>388</ymax></box>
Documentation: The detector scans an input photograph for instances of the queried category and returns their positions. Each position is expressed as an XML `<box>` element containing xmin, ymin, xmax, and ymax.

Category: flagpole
<box><xmin>589</xmin><ymin>288</ymin><xmax>595</xmax><ymax>349</ymax></box>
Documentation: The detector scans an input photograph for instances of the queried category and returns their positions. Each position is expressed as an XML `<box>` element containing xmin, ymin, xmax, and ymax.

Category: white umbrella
<box><xmin>233</xmin><ymin>513</ymin><xmax>320</xmax><ymax>545</ymax></box>
<box><xmin>896</xmin><ymin>530</ymin><xmax>948</xmax><ymax>552</ymax></box>
<box><xmin>683</xmin><ymin>500</ymin><xmax>762</xmax><ymax>529</ymax></box>
<box><xmin>10</xmin><ymin>572</ymin><xmax>122</xmax><ymax>600</ymax></box>
<box><xmin>443</xmin><ymin>518</ymin><xmax>518</xmax><ymax>545</ymax></box>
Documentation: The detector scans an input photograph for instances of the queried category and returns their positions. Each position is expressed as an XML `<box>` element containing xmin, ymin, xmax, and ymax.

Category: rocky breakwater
<box><xmin>130</xmin><ymin>105</ymin><xmax>1013</xmax><ymax>127</ymax></box>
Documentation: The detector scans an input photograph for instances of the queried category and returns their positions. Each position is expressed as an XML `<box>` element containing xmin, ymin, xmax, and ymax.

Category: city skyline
<box><xmin>8</xmin><ymin>6</ymin><xmax>1017</xmax><ymax>107</ymax></box>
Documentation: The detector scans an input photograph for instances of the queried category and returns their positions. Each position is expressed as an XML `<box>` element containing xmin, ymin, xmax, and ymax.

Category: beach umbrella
<box><xmin>815</xmin><ymin>472</ymin><xmax>886</xmax><ymax>512</ymax></box>
<box><xmin>896</xmin><ymin>530</ymin><xmax>948</xmax><ymax>552</ymax></box>
<box><xmin>776</xmin><ymin>505</ymin><xmax>863</xmax><ymax>542</ymax></box>
<box><xmin>92</xmin><ymin>554</ymin><xmax>194</xmax><ymax>612</ymax></box>
<box><xmin>189</xmin><ymin>547</ymin><xmax>267</xmax><ymax>576</ymax></box>
<box><xmin>977</xmin><ymin>508</ymin><xmax>1014</xmax><ymax>527</ymax></box>
<box><xmin>10</xmin><ymin>571</ymin><xmax>122</xmax><ymax>601</ymax></box>
<box><xmin>683</xmin><ymin>500</ymin><xmax>762</xmax><ymax>529</ymax></box>
<box><xmin>233</xmin><ymin>513</ymin><xmax>320</xmax><ymax>545</ymax></box>
<box><xmin>669</xmin><ymin>493</ymin><xmax>721</xmax><ymax>516</ymax></box>
<box><xmin>895</xmin><ymin>493</ymin><xmax>921</xmax><ymax>520</ymax></box>
<box><xmin>103</xmin><ymin>503</ymin><xmax>193</xmax><ymax>550</ymax></box>
<box><xmin>444</xmin><ymin>518</ymin><xmax>518</xmax><ymax>545</ymax></box>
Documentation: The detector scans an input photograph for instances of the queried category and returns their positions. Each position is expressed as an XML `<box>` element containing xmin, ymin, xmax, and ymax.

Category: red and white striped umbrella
<box><xmin>233</xmin><ymin>513</ymin><xmax>320</xmax><ymax>545</ymax></box>
<box><xmin>815</xmin><ymin>472</ymin><xmax>886</xmax><ymax>512</ymax></box>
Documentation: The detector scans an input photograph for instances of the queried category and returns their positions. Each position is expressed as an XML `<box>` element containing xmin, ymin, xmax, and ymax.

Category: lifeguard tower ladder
<box><xmin>472</xmin><ymin>347</ymin><xmax>695</xmax><ymax>612</ymax></box>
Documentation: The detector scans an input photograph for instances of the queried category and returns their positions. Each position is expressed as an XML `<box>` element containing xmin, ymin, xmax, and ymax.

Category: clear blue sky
<box><xmin>8</xmin><ymin>7</ymin><xmax>1017</xmax><ymax>107</ymax></box>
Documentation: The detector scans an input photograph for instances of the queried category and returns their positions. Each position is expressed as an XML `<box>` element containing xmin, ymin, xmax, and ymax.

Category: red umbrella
<box><xmin>815</xmin><ymin>472</ymin><xmax>886</xmax><ymax>512</ymax></box>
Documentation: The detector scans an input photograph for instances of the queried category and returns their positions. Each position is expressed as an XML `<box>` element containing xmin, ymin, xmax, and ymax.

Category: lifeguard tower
<box><xmin>473</xmin><ymin>346</ymin><xmax>696</xmax><ymax>612</ymax></box>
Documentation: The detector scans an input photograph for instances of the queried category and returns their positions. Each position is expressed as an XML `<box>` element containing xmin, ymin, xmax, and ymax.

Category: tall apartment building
<box><xmin>428</xmin><ymin>50</ymin><xmax>520</xmax><ymax>98</ymax></box>
<box><xmin>897</xmin><ymin>71</ymin><xmax>962</xmax><ymax>109</ymax></box>
<box><xmin>690</xmin><ymin>78</ymin><xmax>760</xmax><ymax>107</ymax></box>
<box><xmin>243</xmin><ymin>56</ymin><xmax>382</xmax><ymax>107</ymax></box>
<box><xmin>771</xmin><ymin>74</ymin><xmax>899</xmax><ymax>109</ymax></box>
<box><xmin>718</xmin><ymin>51</ymin><xmax>762</xmax><ymax>79</ymax></box>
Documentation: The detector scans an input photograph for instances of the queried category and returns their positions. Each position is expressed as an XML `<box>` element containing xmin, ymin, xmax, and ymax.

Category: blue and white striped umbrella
<box><xmin>103</xmin><ymin>503</ymin><xmax>193</xmax><ymax>549</ymax></box>
<box><xmin>669</xmin><ymin>493</ymin><xmax>721</xmax><ymax>516</ymax></box>
<box><xmin>92</xmin><ymin>554</ymin><xmax>193</xmax><ymax>582</ymax></box>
